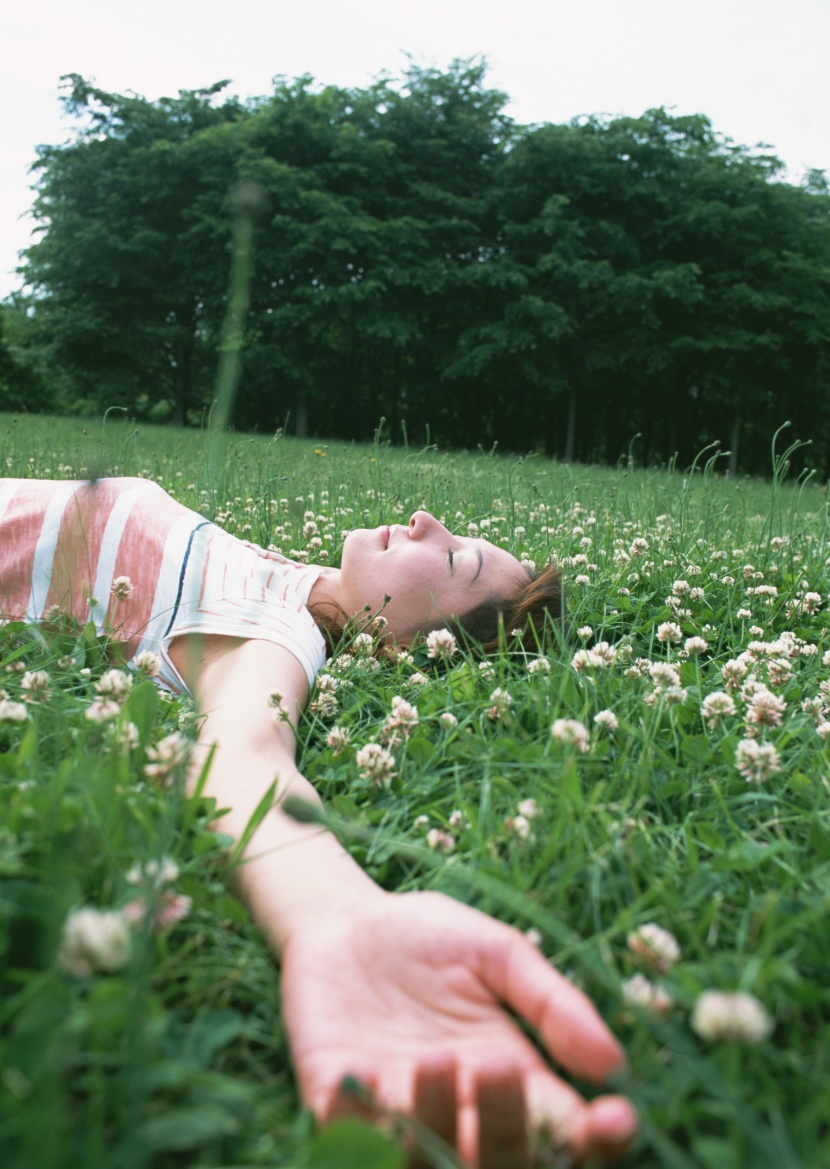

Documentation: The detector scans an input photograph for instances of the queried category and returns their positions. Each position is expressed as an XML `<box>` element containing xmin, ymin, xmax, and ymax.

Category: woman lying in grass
<box><xmin>0</xmin><ymin>476</ymin><xmax>637</xmax><ymax>1167</ymax></box>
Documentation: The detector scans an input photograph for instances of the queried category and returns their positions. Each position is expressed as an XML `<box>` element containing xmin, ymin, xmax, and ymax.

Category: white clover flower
<box><xmin>21</xmin><ymin>670</ymin><xmax>51</xmax><ymax>702</ymax></box>
<box><xmin>767</xmin><ymin>657</ymin><xmax>793</xmax><ymax>688</ymax></box>
<box><xmin>145</xmin><ymin>731</ymin><xmax>191</xmax><ymax>785</ymax></box>
<box><xmin>389</xmin><ymin>695</ymin><xmax>418</xmax><ymax>730</ymax></box>
<box><xmin>448</xmin><ymin>809</ymin><xmax>470</xmax><ymax>831</ymax></box>
<box><xmin>58</xmin><ymin>907</ymin><xmax>131</xmax><ymax>978</ymax></box>
<box><xmin>85</xmin><ymin>698</ymin><xmax>121</xmax><ymax>723</ymax></box>
<box><xmin>745</xmin><ymin>688</ymin><xmax>786</xmax><ymax>728</ymax></box>
<box><xmin>573</xmin><ymin>574</ymin><xmax>591</xmax><ymax>586</ymax></box>
<box><xmin>550</xmin><ymin>718</ymin><xmax>590</xmax><ymax>753</ymax></box>
<box><xmin>701</xmin><ymin>691</ymin><xmax>737</xmax><ymax>727</ymax></box>
<box><xmin>649</xmin><ymin>662</ymin><xmax>681</xmax><ymax>690</ymax></box>
<box><xmin>527</xmin><ymin>657</ymin><xmax>551</xmax><ymax>675</ymax></box>
<box><xmin>426</xmin><ymin>828</ymin><xmax>455</xmax><ymax>854</ymax></box>
<box><xmin>309</xmin><ymin>690</ymin><xmax>339</xmax><ymax>720</ymax></box>
<box><xmin>133</xmin><ymin>651</ymin><xmax>161</xmax><ymax>678</ymax></box>
<box><xmin>110</xmin><ymin>576</ymin><xmax>134</xmax><ymax>601</ymax></box>
<box><xmin>426</xmin><ymin>628</ymin><xmax>458</xmax><ymax>660</ymax></box>
<box><xmin>351</xmin><ymin>632</ymin><xmax>376</xmax><ymax>658</ymax></box>
<box><xmin>126</xmin><ymin>856</ymin><xmax>180</xmax><ymax>887</ymax></box>
<box><xmin>517</xmin><ymin>798</ymin><xmax>539</xmax><ymax>819</ymax></box>
<box><xmin>486</xmin><ymin>687</ymin><xmax>514</xmax><ymax>720</ymax></box>
<box><xmin>656</xmin><ymin>622</ymin><xmax>683</xmax><ymax>644</ymax></box>
<box><xmin>802</xmin><ymin>592</ymin><xmax>822</xmax><ymax>614</ymax></box>
<box><xmin>622</xmin><ymin>974</ymin><xmax>673</xmax><ymax>1017</ymax></box>
<box><xmin>95</xmin><ymin>668</ymin><xmax>132</xmax><ymax>703</ymax></box>
<box><xmin>525</xmin><ymin>927</ymin><xmax>543</xmax><ymax>948</ymax></box>
<box><xmin>593</xmin><ymin>642</ymin><xmax>617</xmax><ymax>667</ymax></box>
<box><xmin>627</xmin><ymin>923</ymin><xmax>681</xmax><ymax>972</ymax></box>
<box><xmin>684</xmin><ymin>636</ymin><xmax>708</xmax><ymax>655</ymax></box>
<box><xmin>105</xmin><ymin>720</ymin><xmax>140</xmax><ymax>752</ymax></box>
<box><xmin>594</xmin><ymin>709</ymin><xmax>618</xmax><ymax>733</ymax></box>
<box><xmin>439</xmin><ymin>711</ymin><xmax>458</xmax><ymax>729</ymax></box>
<box><xmin>577</xmin><ymin>625</ymin><xmax>593</xmax><ymax>639</ymax></box>
<box><xmin>0</xmin><ymin>698</ymin><xmax>29</xmax><ymax>722</ymax></box>
<box><xmin>735</xmin><ymin>738</ymin><xmax>781</xmax><ymax>783</ymax></box>
<box><xmin>124</xmin><ymin>889</ymin><xmax>192</xmax><ymax>932</ymax></box>
<box><xmin>691</xmin><ymin>990</ymin><xmax>772</xmax><ymax>1043</ymax></box>
<box><xmin>721</xmin><ymin>658</ymin><xmax>749</xmax><ymax>691</ymax></box>
<box><xmin>355</xmin><ymin>742</ymin><xmax>396</xmax><ymax>787</ymax></box>
<box><xmin>504</xmin><ymin>814</ymin><xmax>532</xmax><ymax>839</ymax></box>
<box><xmin>408</xmin><ymin>672</ymin><xmax>430</xmax><ymax>687</ymax></box>
<box><xmin>672</xmin><ymin>580</ymin><xmax>690</xmax><ymax>596</ymax></box>
<box><xmin>326</xmin><ymin>726</ymin><xmax>351</xmax><ymax>752</ymax></box>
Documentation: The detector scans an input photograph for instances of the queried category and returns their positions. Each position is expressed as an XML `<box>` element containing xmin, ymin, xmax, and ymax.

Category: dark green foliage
<box><xmin>16</xmin><ymin>64</ymin><xmax>830</xmax><ymax>475</ymax></box>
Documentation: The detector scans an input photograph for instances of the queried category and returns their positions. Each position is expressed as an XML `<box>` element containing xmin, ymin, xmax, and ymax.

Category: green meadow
<box><xmin>1</xmin><ymin>413</ymin><xmax>829</xmax><ymax>1168</ymax></box>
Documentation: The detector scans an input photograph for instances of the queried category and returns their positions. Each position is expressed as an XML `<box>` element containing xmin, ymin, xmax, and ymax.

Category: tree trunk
<box><xmin>295</xmin><ymin>397</ymin><xmax>308</xmax><ymax>437</ymax></box>
<box><xmin>728</xmin><ymin>406</ymin><xmax>741</xmax><ymax>477</ymax></box>
<box><xmin>564</xmin><ymin>389</ymin><xmax>576</xmax><ymax>463</ymax></box>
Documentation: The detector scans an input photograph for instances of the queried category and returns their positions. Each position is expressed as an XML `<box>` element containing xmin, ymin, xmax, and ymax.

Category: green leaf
<box><xmin>228</xmin><ymin>781</ymin><xmax>278</xmax><ymax>862</ymax></box>
<box><xmin>680</xmin><ymin>733</ymin><xmax>712</xmax><ymax>763</ymax></box>
<box><xmin>695</xmin><ymin>823</ymin><xmax>727</xmax><ymax>851</ymax></box>
<box><xmin>405</xmin><ymin>737</ymin><xmax>435</xmax><ymax>765</ymax></box>
<box><xmin>123</xmin><ymin>679</ymin><xmax>159</xmax><ymax>743</ymax></box>
<box><xmin>560</xmin><ymin>759</ymin><xmax>583</xmax><ymax>806</ymax></box>
<box><xmin>141</xmin><ymin>1105</ymin><xmax>239</xmax><ymax>1151</ymax></box>
<box><xmin>185</xmin><ymin>1009</ymin><xmax>243</xmax><ymax>1065</ymax></box>
<box><xmin>306</xmin><ymin>1118</ymin><xmax>405</xmax><ymax>1169</ymax></box>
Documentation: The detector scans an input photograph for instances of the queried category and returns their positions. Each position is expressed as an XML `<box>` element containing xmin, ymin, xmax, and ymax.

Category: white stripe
<box><xmin>90</xmin><ymin>481</ymin><xmax>160</xmax><ymax>633</ymax></box>
<box><xmin>26</xmin><ymin>483</ymin><xmax>77</xmax><ymax>620</ymax></box>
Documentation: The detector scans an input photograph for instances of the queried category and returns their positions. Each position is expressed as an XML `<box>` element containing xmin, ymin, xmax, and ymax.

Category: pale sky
<box><xmin>2</xmin><ymin>0</ymin><xmax>829</xmax><ymax>299</ymax></box>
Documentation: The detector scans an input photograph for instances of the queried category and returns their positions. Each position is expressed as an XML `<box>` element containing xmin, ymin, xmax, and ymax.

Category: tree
<box><xmin>23</xmin><ymin>75</ymin><xmax>248</xmax><ymax>422</ymax></box>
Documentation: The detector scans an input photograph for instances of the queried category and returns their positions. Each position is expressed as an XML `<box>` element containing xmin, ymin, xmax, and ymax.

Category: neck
<box><xmin>307</xmin><ymin>567</ymin><xmax>342</xmax><ymax>614</ymax></box>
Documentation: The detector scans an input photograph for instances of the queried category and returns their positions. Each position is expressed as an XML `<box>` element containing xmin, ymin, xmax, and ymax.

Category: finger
<box><xmin>569</xmin><ymin>1096</ymin><xmax>638</xmax><ymax>1165</ymax></box>
<box><xmin>476</xmin><ymin>1061</ymin><xmax>530</xmax><ymax>1169</ymax></box>
<box><xmin>528</xmin><ymin>1066</ymin><xmax>637</xmax><ymax>1165</ymax></box>
<box><xmin>481</xmin><ymin>931</ymin><xmax>626</xmax><ymax>1082</ymax></box>
<box><xmin>409</xmin><ymin>1053</ymin><xmax>458</xmax><ymax>1169</ymax></box>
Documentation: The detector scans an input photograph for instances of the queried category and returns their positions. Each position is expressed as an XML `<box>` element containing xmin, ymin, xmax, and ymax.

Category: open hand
<box><xmin>281</xmin><ymin>890</ymin><xmax>636</xmax><ymax>1167</ymax></box>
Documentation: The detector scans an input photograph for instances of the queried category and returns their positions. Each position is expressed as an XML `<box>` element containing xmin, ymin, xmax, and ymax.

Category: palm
<box><xmin>281</xmin><ymin>891</ymin><xmax>635</xmax><ymax>1167</ymax></box>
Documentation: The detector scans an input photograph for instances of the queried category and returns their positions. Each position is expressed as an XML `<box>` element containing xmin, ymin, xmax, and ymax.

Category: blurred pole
<box><xmin>210</xmin><ymin>180</ymin><xmax>267</xmax><ymax>433</ymax></box>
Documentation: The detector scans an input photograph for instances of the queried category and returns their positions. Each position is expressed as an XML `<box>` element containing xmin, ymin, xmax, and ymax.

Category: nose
<box><xmin>408</xmin><ymin>510</ymin><xmax>448</xmax><ymax>540</ymax></box>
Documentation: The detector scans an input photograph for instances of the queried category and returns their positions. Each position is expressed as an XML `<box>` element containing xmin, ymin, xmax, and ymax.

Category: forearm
<box><xmin>190</xmin><ymin>734</ymin><xmax>385</xmax><ymax>954</ymax></box>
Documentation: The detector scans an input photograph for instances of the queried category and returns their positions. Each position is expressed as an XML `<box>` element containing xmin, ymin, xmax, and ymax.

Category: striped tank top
<box><xmin>0</xmin><ymin>477</ymin><xmax>327</xmax><ymax>693</ymax></box>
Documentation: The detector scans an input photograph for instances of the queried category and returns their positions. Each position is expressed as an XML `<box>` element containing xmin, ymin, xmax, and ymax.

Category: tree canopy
<box><xmin>15</xmin><ymin>62</ymin><xmax>830</xmax><ymax>475</ymax></box>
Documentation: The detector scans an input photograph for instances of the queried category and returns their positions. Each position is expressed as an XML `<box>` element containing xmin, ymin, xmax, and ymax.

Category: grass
<box><xmin>1</xmin><ymin>412</ymin><xmax>829</xmax><ymax>1168</ymax></box>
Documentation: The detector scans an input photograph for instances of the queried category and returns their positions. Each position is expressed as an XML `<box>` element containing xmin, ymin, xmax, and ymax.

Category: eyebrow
<box><xmin>471</xmin><ymin>546</ymin><xmax>484</xmax><ymax>584</ymax></box>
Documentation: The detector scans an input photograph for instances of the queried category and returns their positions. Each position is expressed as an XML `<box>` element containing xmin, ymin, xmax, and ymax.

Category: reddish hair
<box><xmin>308</xmin><ymin>560</ymin><xmax>564</xmax><ymax>658</ymax></box>
<box><xmin>445</xmin><ymin>560</ymin><xmax>564</xmax><ymax>653</ymax></box>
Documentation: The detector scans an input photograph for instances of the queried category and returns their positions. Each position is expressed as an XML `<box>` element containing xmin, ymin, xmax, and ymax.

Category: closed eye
<box><xmin>448</xmin><ymin>548</ymin><xmax>454</xmax><ymax>573</ymax></box>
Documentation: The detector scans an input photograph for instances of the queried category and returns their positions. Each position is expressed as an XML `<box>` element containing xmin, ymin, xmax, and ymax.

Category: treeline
<box><xmin>4</xmin><ymin>61</ymin><xmax>830</xmax><ymax>475</ymax></box>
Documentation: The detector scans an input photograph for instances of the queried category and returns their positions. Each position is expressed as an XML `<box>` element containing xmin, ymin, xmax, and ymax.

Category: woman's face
<box><xmin>337</xmin><ymin>510</ymin><xmax>529</xmax><ymax>644</ymax></box>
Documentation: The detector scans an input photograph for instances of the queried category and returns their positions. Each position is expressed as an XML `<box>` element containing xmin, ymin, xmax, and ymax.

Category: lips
<box><xmin>382</xmin><ymin>525</ymin><xmax>390</xmax><ymax>549</ymax></box>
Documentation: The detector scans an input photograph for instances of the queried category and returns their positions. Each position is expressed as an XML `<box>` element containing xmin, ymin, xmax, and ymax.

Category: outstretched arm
<box><xmin>175</xmin><ymin>635</ymin><xmax>636</xmax><ymax>1167</ymax></box>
